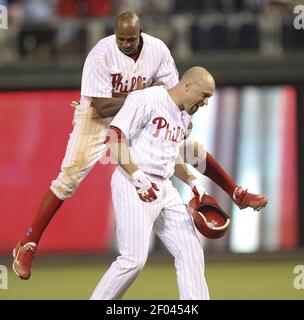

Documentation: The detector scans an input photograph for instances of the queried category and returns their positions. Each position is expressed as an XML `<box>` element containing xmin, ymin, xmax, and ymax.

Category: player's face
<box><xmin>115</xmin><ymin>25</ymin><xmax>141</xmax><ymax>56</ymax></box>
<box><xmin>184</xmin><ymin>81</ymin><xmax>214</xmax><ymax>115</ymax></box>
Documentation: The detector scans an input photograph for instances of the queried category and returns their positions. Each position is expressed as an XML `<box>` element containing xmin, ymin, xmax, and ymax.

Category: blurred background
<box><xmin>0</xmin><ymin>0</ymin><xmax>304</xmax><ymax>299</ymax></box>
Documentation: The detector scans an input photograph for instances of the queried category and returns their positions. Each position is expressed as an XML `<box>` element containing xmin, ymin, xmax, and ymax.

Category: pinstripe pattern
<box><xmin>51</xmin><ymin>106</ymin><xmax>108</xmax><ymax>199</ymax></box>
<box><xmin>81</xmin><ymin>33</ymin><xmax>179</xmax><ymax>99</ymax></box>
<box><xmin>111</xmin><ymin>86</ymin><xmax>192</xmax><ymax>179</ymax></box>
<box><xmin>154</xmin><ymin>180</ymin><xmax>209</xmax><ymax>300</ymax></box>
<box><xmin>90</xmin><ymin>167</ymin><xmax>161</xmax><ymax>300</ymax></box>
<box><xmin>51</xmin><ymin>33</ymin><xmax>178</xmax><ymax>199</ymax></box>
<box><xmin>90</xmin><ymin>168</ymin><xmax>209</xmax><ymax>300</ymax></box>
<box><xmin>91</xmin><ymin>85</ymin><xmax>208</xmax><ymax>300</ymax></box>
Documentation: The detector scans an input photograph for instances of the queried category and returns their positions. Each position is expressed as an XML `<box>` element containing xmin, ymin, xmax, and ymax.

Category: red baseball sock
<box><xmin>204</xmin><ymin>153</ymin><xmax>237</xmax><ymax>198</ymax></box>
<box><xmin>20</xmin><ymin>189</ymin><xmax>64</xmax><ymax>246</ymax></box>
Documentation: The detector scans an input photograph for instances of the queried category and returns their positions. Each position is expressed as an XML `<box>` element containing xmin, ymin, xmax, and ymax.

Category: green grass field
<box><xmin>1</xmin><ymin>258</ymin><xmax>304</xmax><ymax>300</ymax></box>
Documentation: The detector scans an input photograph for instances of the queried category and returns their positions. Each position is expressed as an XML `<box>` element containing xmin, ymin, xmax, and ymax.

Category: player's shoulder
<box><xmin>88</xmin><ymin>34</ymin><xmax>115</xmax><ymax>56</ymax></box>
<box><xmin>96</xmin><ymin>34</ymin><xmax>115</xmax><ymax>47</ymax></box>
<box><xmin>138</xmin><ymin>86</ymin><xmax>167</xmax><ymax>97</ymax></box>
<box><xmin>128</xmin><ymin>86</ymin><xmax>167</xmax><ymax>101</ymax></box>
<box><xmin>142</xmin><ymin>33</ymin><xmax>170</xmax><ymax>51</ymax></box>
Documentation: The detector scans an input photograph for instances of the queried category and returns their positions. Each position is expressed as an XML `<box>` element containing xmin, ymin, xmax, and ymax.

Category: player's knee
<box><xmin>114</xmin><ymin>256</ymin><xmax>146</xmax><ymax>279</ymax></box>
<box><xmin>125</xmin><ymin>255</ymin><xmax>148</xmax><ymax>272</ymax></box>
<box><xmin>132</xmin><ymin>256</ymin><xmax>147</xmax><ymax>271</ymax></box>
<box><xmin>51</xmin><ymin>166</ymin><xmax>83</xmax><ymax>199</ymax></box>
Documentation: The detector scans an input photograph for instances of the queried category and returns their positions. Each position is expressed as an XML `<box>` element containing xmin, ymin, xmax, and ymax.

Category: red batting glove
<box><xmin>131</xmin><ymin>170</ymin><xmax>159</xmax><ymax>203</ymax></box>
<box><xmin>189</xmin><ymin>179</ymin><xmax>206</xmax><ymax>201</ymax></box>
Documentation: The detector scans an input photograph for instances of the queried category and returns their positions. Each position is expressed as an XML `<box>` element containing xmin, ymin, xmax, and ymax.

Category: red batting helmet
<box><xmin>188</xmin><ymin>194</ymin><xmax>230</xmax><ymax>239</ymax></box>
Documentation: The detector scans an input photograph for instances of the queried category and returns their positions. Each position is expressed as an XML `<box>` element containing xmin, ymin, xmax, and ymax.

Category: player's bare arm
<box><xmin>93</xmin><ymin>80</ymin><xmax>166</xmax><ymax>118</ymax></box>
<box><xmin>174</xmin><ymin>155</ymin><xmax>206</xmax><ymax>201</ymax></box>
<box><xmin>92</xmin><ymin>97</ymin><xmax>127</xmax><ymax>118</ymax></box>
<box><xmin>150</xmin><ymin>80</ymin><xmax>166</xmax><ymax>87</ymax></box>
<box><xmin>106</xmin><ymin>126</ymin><xmax>138</xmax><ymax>176</ymax></box>
<box><xmin>69</xmin><ymin>97</ymin><xmax>127</xmax><ymax>115</ymax></box>
<box><xmin>174</xmin><ymin>155</ymin><xmax>196</xmax><ymax>185</ymax></box>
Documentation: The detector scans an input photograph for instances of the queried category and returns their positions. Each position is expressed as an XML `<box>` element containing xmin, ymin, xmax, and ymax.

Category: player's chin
<box><xmin>122</xmin><ymin>48</ymin><xmax>136</xmax><ymax>56</ymax></box>
<box><xmin>190</xmin><ymin>105</ymin><xmax>199</xmax><ymax>114</ymax></box>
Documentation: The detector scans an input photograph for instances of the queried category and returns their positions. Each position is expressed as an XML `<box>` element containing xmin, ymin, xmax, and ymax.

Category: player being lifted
<box><xmin>13</xmin><ymin>11</ymin><xmax>179</xmax><ymax>280</ymax></box>
<box><xmin>13</xmin><ymin>13</ymin><xmax>267</xmax><ymax>280</ymax></box>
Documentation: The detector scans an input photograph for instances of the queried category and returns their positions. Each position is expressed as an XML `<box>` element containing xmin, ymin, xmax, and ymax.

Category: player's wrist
<box><xmin>189</xmin><ymin>178</ymin><xmax>200</xmax><ymax>189</ymax></box>
<box><xmin>130</xmin><ymin>170</ymin><xmax>159</xmax><ymax>203</ymax></box>
<box><xmin>189</xmin><ymin>179</ymin><xmax>207</xmax><ymax>200</ymax></box>
<box><xmin>130</xmin><ymin>170</ymin><xmax>152</xmax><ymax>189</ymax></box>
<box><xmin>130</xmin><ymin>169</ymin><xmax>146</xmax><ymax>182</ymax></box>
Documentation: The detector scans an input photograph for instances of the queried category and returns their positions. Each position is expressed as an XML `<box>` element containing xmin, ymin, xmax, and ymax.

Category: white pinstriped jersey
<box><xmin>81</xmin><ymin>33</ymin><xmax>179</xmax><ymax>102</ymax></box>
<box><xmin>110</xmin><ymin>86</ymin><xmax>192</xmax><ymax>179</ymax></box>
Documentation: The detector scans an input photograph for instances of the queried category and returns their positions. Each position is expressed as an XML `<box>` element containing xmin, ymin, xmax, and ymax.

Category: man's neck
<box><xmin>129</xmin><ymin>36</ymin><xmax>143</xmax><ymax>62</ymax></box>
<box><xmin>167</xmin><ymin>86</ymin><xmax>184</xmax><ymax>111</ymax></box>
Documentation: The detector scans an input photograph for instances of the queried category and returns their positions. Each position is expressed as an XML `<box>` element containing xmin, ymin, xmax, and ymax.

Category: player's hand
<box><xmin>233</xmin><ymin>186</ymin><xmax>268</xmax><ymax>211</ymax></box>
<box><xmin>131</xmin><ymin>170</ymin><xmax>159</xmax><ymax>203</ymax></box>
<box><xmin>112</xmin><ymin>90</ymin><xmax>129</xmax><ymax>98</ymax></box>
<box><xmin>70</xmin><ymin>100</ymin><xmax>79</xmax><ymax>108</ymax></box>
<box><xmin>150</xmin><ymin>80</ymin><xmax>166</xmax><ymax>87</ymax></box>
<box><xmin>189</xmin><ymin>179</ymin><xmax>206</xmax><ymax>201</ymax></box>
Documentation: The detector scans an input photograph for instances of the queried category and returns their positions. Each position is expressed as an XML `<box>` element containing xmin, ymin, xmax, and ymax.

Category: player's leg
<box><xmin>13</xmin><ymin>104</ymin><xmax>108</xmax><ymax>280</ymax></box>
<box><xmin>182</xmin><ymin>139</ymin><xmax>237</xmax><ymax>195</ymax></box>
<box><xmin>153</xmin><ymin>181</ymin><xmax>209</xmax><ymax>300</ymax></box>
<box><xmin>90</xmin><ymin>168</ymin><xmax>162</xmax><ymax>300</ymax></box>
<box><xmin>183</xmin><ymin>139</ymin><xmax>267</xmax><ymax>209</ymax></box>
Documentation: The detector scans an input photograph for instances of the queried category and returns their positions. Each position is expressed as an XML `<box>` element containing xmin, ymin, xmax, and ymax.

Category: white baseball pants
<box><xmin>90</xmin><ymin>167</ymin><xmax>209</xmax><ymax>300</ymax></box>
<box><xmin>51</xmin><ymin>102</ymin><xmax>110</xmax><ymax>200</ymax></box>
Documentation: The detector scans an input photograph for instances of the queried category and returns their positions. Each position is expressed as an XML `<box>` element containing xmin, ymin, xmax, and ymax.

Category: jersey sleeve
<box><xmin>110</xmin><ymin>92</ymin><xmax>152</xmax><ymax>140</ymax></box>
<box><xmin>81</xmin><ymin>52</ymin><xmax>113</xmax><ymax>98</ymax></box>
<box><xmin>153</xmin><ymin>42</ymin><xmax>179</xmax><ymax>89</ymax></box>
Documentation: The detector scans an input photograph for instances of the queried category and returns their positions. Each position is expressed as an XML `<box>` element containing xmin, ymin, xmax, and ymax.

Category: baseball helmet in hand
<box><xmin>188</xmin><ymin>194</ymin><xmax>230</xmax><ymax>239</ymax></box>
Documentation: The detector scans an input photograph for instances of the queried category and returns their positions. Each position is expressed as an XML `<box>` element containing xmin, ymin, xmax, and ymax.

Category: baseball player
<box><xmin>13</xmin><ymin>12</ymin><xmax>267</xmax><ymax>281</ymax></box>
<box><xmin>90</xmin><ymin>67</ymin><xmax>215</xmax><ymax>300</ymax></box>
<box><xmin>12</xmin><ymin>11</ymin><xmax>180</xmax><ymax>280</ymax></box>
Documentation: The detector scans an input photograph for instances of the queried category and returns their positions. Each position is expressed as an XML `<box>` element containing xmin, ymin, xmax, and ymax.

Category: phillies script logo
<box><xmin>152</xmin><ymin>117</ymin><xmax>185</xmax><ymax>143</ymax></box>
<box><xmin>111</xmin><ymin>73</ymin><xmax>147</xmax><ymax>93</ymax></box>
